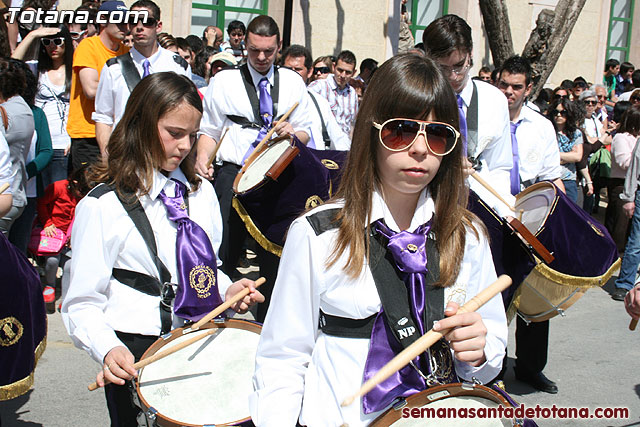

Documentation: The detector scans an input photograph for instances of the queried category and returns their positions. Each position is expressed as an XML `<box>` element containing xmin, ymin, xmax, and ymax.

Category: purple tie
<box><xmin>510</xmin><ymin>121</ymin><xmax>521</xmax><ymax>195</ymax></box>
<box><xmin>242</xmin><ymin>77</ymin><xmax>273</xmax><ymax>163</ymax></box>
<box><xmin>457</xmin><ymin>95</ymin><xmax>468</xmax><ymax>156</ymax></box>
<box><xmin>361</xmin><ymin>220</ymin><xmax>457</xmax><ymax>414</ymax></box>
<box><xmin>142</xmin><ymin>59</ymin><xmax>151</xmax><ymax>78</ymax></box>
<box><xmin>157</xmin><ymin>179</ymin><xmax>223</xmax><ymax>321</ymax></box>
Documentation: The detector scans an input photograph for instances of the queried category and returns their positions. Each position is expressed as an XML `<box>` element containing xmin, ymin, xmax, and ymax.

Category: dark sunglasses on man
<box><xmin>574</xmin><ymin>81</ymin><xmax>587</xmax><ymax>89</ymax></box>
<box><xmin>41</xmin><ymin>37</ymin><xmax>64</xmax><ymax>47</ymax></box>
<box><xmin>69</xmin><ymin>30</ymin><xmax>87</xmax><ymax>40</ymax></box>
<box><xmin>127</xmin><ymin>16</ymin><xmax>158</xmax><ymax>27</ymax></box>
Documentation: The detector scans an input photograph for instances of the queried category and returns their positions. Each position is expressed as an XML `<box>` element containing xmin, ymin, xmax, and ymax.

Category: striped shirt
<box><xmin>308</xmin><ymin>74</ymin><xmax>358</xmax><ymax>135</ymax></box>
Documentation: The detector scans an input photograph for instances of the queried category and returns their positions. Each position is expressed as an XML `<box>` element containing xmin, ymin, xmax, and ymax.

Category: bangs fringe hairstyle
<box><xmin>327</xmin><ymin>53</ymin><xmax>481</xmax><ymax>287</ymax></box>
<box><xmin>91</xmin><ymin>72</ymin><xmax>203</xmax><ymax>197</ymax></box>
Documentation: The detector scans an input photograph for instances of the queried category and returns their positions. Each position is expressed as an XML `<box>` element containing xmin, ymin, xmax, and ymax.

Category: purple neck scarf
<box><xmin>457</xmin><ymin>94</ymin><xmax>468</xmax><ymax>155</ymax></box>
<box><xmin>157</xmin><ymin>179</ymin><xmax>223</xmax><ymax>321</ymax></box>
<box><xmin>362</xmin><ymin>219</ymin><xmax>457</xmax><ymax>414</ymax></box>
<box><xmin>510</xmin><ymin>121</ymin><xmax>522</xmax><ymax>195</ymax></box>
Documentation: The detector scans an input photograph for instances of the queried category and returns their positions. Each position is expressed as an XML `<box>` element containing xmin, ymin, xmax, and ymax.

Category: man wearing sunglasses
<box><xmin>67</xmin><ymin>0</ymin><xmax>129</xmax><ymax>173</ymax></box>
<box><xmin>497</xmin><ymin>55</ymin><xmax>564</xmax><ymax>395</ymax></box>
<box><xmin>423</xmin><ymin>15</ymin><xmax>513</xmax><ymax>218</ymax></box>
<box><xmin>93</xmin><ymin>0</ymin><xmax>191</xmax><ymax>149</ymax></box>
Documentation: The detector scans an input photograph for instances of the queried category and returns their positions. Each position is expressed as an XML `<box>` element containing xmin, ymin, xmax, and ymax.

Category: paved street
<box><xmin>1</xmin><ymin>262</ymin><xmax>639</xmax><ymax>426</ymax></box>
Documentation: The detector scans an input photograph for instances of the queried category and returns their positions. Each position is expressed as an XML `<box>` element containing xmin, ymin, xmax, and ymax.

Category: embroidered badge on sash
<box><xmin>0</xmin><ymin>317</ymin><xmax>24</xmax><ymax>347</ymax></box>
<box><xmin>305</xmin><ymin>195</ymin><xmax>323</xmax><ymax>209</ymax></box>
<box><xmin>321</xmin><ymin>159</ymin><xmax>339</xmax><ymax>170</ymax></box>
<box><xmin>589</xmin><ymin>221</ymin><xmax>605</xmax><ymax>237</ymax></box>
<box><xmin>189</xmin><ymin>265</ymin><xmax>214</xmax><ymax>299</ymax></box>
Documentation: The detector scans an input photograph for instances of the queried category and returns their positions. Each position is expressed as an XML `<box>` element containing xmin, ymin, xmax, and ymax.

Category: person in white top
<box><xmin>0</xmin><ymin>133</ymin><xmax>12</xmax><ymax>216</ymax></box>
<box><xmin>93</xmin><ymin>0</ymin><xmax>191</xmax><ymax>149</ymax></box>
<box><xmin>195</xmin><ymin>15</ymin><xmax>312</xmax><ymax>287</ymax></box>
<box><xmin>422</xmin><ymin>15</ymin><xmax>513</xmax><ymax>217</ymax></box>
<box><xmin>251</xmin><ymin>54</ymin><xmax>507</xmax><ymax>427</ymax></box>
<box><xmin>496</xmin><ymin>55</ymin><xmax>564</xmax><ymax>395</ymax></box>
<box><xmin>280</xmin><ymin>44</ymin><xmax>351</xmax><ymax>150</ymax></box>
<box><xmin>62</xmin><ymin>72</ymin><xmax>263</xmax><ymax>426</ymax></box>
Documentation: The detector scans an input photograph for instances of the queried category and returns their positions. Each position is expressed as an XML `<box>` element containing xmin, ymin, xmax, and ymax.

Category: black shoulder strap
<box><xmin>308</xmin><ymin>91</ymin><xmax>331</xmax><ymax>149</ymax></box>
<box><xmin>173</xmin><ymin>54</ymin><xmax>188</xmax><ymax>70</ymax></box>
<box><xmin>115</xmin><ymin>52</ymin><xmax>142</xmax><ymax>93</ymax></box>
<box><xmin>239</xmin><ymin>63</ymin><xmax>281</xmax><ymax>126</ymax></box>
<box><xmin>466</xmin><ymin>81</ymin><xmax>479</xmax><ymax>158</ymax></box>
<box><xmin>306</xmin><ymin>208</ymin><xmax>342</xmax><ymax>235</ymax></box>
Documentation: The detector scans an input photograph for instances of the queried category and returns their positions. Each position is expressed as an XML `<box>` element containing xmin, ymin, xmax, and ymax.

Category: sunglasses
<box><xmin>69</xmin><ymin>30</ymin><xmax>86</xmax><ymax>40</ymax></box>
<box><xmin>631</xmin><ymin>96</ymin><xmax>640</xmax><ymax>103</ymax></box>
<box><xmin>552</xmin><ymin>109</ymin><xmax>568</xmax><ymax>118</ymax></box>
<box><xmin>41</xmin><ymin>37</ymin><xmax>64</xmax><ymax>47</ymax></box>
<box><xmin>554</xmin><ymin>94</ymin><xmax>568</xmax><ymax>99</ymax></box>
<box><xmin>574</xmin><ymin>82</ymin><xmax>587</xmax><ymax>88</ymax></box>
<box><xmin>584</xmin><ymin>100</ymin><xmax>597</xmax><ymax>106</ymax></box>
<box><xmin>127</xmin><ymin>16</ymin><xmax>158</xmax><ymax>27</ymax></box>
<box><xmin>313</xmin><ymin>66</ymin><xmax>330</xmax><ymax>74</ymax></box>
<box><xmin>373</xmin><ymin>118</ymin><xmax>458</xmax><ymax>155</ymax></box>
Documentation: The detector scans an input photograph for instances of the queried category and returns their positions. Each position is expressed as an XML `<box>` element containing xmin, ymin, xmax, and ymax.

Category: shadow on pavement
<box><xmin>0</xmin><ymin>390</ymin><xmax>43</xmax><ymax>427</ymax></box>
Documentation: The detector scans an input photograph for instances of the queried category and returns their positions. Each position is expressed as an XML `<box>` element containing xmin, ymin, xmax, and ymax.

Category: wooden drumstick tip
<box><xmin>630</xmin><ymin>318</ymin><xmax>638</xmax><ymax>331</ymax></box>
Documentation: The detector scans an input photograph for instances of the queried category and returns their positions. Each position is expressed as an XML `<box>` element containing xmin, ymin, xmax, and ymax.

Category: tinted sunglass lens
<box><xmin>381</xmin><ymin>120</ymin><xmax>419</xmax><ymax>150</ymax></box>
<box><xmin>426</xmin><ymin>124</ymin><xmax>454</xmax><ymax>154</ymax></box>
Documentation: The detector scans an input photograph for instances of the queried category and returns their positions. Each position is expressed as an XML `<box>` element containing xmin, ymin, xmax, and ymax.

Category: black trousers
<box><xmin>69</xmin><ymin>137</ymin><xmax>101</xmax><ymax>174</ymax></box>
<box><xmin>255</xmin><ymin>244</ymin><xmax>280</xmax><ymax>323</ymax></box>
<box><xmin>104</xmin><ymin>332</ymin><xmax>158</xmax><ymax>427</ymax></box>
<box><xmin>514</xmin><ymin>317</ymin><xmax>549</xmax><ymax>375</ymax></box>
<box><xmin>213</xmin><ymin>163</ymin><xmax>247</xmax><ymax>277</ymax></box>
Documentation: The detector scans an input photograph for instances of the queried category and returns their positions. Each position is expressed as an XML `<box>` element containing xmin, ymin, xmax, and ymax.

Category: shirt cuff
<box><xmin>91</xmin><ymin>112</ymin><xmax>114</xmax><ymax>126</ymax></box>
<box><xmin>92</xmin><ymin>329</ymin><xmax>126</xmax><ymax>364</ymax></box>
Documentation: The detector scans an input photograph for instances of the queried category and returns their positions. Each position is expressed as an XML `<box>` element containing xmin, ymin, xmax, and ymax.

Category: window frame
<box><xmin>606</xmin><ymin>0</ymin><xmax>635</xmax><ymax>61</ymax></box>
<box><xmin>408</xmin><ymin>0</ymin><xmax>449</xmax><ymax>39</ymax></box>
<box><xmin>191</xmin><ymin>0</ymin><xmax>268</xmax><ymax>32</ymax></box>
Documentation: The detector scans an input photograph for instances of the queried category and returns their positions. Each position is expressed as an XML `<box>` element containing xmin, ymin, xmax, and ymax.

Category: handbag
<box><xmin>588</xmin><ymin>146</ymin><xmax>611</xmax><ymax>186</ymax></box>
<box><xmin>28</xmin><ymin>225</ymin><xmax>68</xmax><ymax>256</ymax></box>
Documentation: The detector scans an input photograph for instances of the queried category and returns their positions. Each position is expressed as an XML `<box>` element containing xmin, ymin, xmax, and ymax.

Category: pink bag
<box><xmin>28</xmin><ymin>226</ymin><xmax>68</xmax><ymax>256</ymax></box>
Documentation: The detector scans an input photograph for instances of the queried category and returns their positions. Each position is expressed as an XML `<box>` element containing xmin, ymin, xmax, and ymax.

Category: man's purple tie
<box><xmin>157</xmin><ymin>179</ymin><xmax>223</xmax><ymax>321</ymax></box>
<box><xmin>456</xmin><ymin>94</ymin><xmax>468</xmax><ymax>156</ymax></box>
<box><xmin>142</xmin><ymin>59</ymin><xmax>151</xmax><ymax>78</ymax></box>
<box><xmin>510</xmin><ymin>121</ymin><xmax>521</xmax><ymax>195</ymax></box>
<box><xmin>242</xmin><ymin>77</ymin><xmax>272</xmax><ymax>163</ymax></box>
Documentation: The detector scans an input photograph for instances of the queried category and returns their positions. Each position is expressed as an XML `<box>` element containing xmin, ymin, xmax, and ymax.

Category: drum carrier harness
<box><xmin>88</xmin><ymin>184</ymin><xmax>190</xmax><ymax>335</ymax></box>
<box><xmin>106</xmin><ymin>53</ymin><xmax>189</xmax><ymax>93</ymax></box>
<box><xmin>307</xmin><ymin>208</ymin><xmax>454</xmax><ymax>385</ymax></box>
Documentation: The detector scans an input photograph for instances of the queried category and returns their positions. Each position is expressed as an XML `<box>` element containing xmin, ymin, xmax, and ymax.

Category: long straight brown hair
<box><xmin>327</xmin><ymin>54</ymin><xmax>480</xmax><ymax>287</ymax></box>
<box><xmin>91</xmin><ymin>72</ymin><xmax>203</xmax><ymax>197</ymax></box>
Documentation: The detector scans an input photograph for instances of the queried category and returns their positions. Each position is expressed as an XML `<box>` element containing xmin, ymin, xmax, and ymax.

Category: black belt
<box><xmin>318</xmin><ymin>310</ymin><xmax>376</xmax><ymax>339</ymax></box>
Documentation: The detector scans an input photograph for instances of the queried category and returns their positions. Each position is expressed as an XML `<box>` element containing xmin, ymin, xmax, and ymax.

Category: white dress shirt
<box><xmin>308</xmin><ymin>74</ymin><xmax>359</xmax><ymax>136</ymax></box>
<box><xmin>93</xmin><ymin>46</ymin><xmax>192</xmax><ymax>128</ymax></box>
<box><xmin>200</xmin><ymin>64</ymin><xmax>313</xmax><ymax>166</ymax></box>
<box><xmin>458</xmin><ymin>79</ymin><xmax>514</xmax><ymax>217</ymax></box>
<box><xmin>0</xmin><ymin>133</ymin><xmax>12</xmax><ymax>193</ymax></box>
<box><xmin>250</xmin><ymin>189</ymin><xmax>508</xmax><ymax>427</ymax></box>
<box><xmin>307</xmin><ymin>90</ymin><xmax>351</xmax><ymax>150</ymax></box>
<box><xmin>61</xmin><ymin>169</ymin><xmax>232</xmax><ymax>364</ymax></box>
<box><xmin>513</xmin><ymin>105</ymin><xmax>562</xmax><ymax>189</ymax></box>
<box><xmin>583</xmin><ymin>115</ymin><xmax>604</xmax><ymax>140</ymax></box>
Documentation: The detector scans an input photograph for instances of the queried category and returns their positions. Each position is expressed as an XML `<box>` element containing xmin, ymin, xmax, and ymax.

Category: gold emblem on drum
<box><xmin>588</xmin><ymin>221</ymin><xmax>605</xmax><ymax>237</ymax></box>
<box><xmin>305</xmin><ymin>195</ymin><xmax>324</xmax><ymax>209</ymax></box>
<box><xmin>321</xmin><ymin>159</ymin><xmax>339</xmax><ymax>170</ymax></box>
<box><xmin>0</xmin><ymin>317</ymin><xmax>23</xmax><ymax>347</ymax></box>
<box><xmin>189</xmin><ymin>265</ymin><xmax>215</xmax><ymax>299</ymax></box>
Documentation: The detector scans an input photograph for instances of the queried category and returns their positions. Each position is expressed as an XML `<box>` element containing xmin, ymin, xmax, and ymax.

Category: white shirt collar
<box><xmin>248</xmin><ymin>62</ymin><xmax>275</xmax><ymax>88</ymax></box>
<box><xmin>148</xmin><ymin>167</ymin><xmax>189</xmax><ymax>200</ymax></box>
<box><xmin>458</xmin><ymin>77</ymin><xmax>474</xmax><ymax>106</ymax></box>
<box><xmin>130</xmin><ymin>45</ymin><xmax>163</xmax><ymax>65</ymax></box>
<box><xmin>369</xmin><ymin>187</ymin><xmax>435</xmax><ymax>232</ymax></box>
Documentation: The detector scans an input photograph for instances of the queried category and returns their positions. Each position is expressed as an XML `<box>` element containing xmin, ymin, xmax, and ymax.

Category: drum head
<box><xmin>515</xmin><ymin>182</ymin><xmax>555</xmax><ymax>235</ymax></box>
<box><xmin>137</xmin><ymin>320</ymin><xmax>261</xmax><ymax>426</ymax></box>
<box><xmin>236</xmin><ymin>139</ymin><xmax>292</xmax><ymax>194</ymax></box>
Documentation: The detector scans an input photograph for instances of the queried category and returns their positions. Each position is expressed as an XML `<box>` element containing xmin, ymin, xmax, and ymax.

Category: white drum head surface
<box><xmin>138</xmin><ymin>326</ymin><xmax>260</xmax><ymax>425</ymax></box>
<box><xmin>390</xmin><ymin>396</ymin><xmax>510</xmax><ymax>426</ymax></box>
<box><xmin>516</xmin><ymin>185</ymin><xmax>555</xmax><ymax>235</ymax></box>
<box><xmin>237</xmin><ymin>139</ymin><xmax>291</xmax><ymax>193</ymax></box>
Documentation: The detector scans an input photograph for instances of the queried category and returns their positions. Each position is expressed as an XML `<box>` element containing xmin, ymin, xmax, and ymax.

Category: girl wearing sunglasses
<box><xmin>251</xmin><ymin>54</ymin><xmax>507</xmax><ymax>426</ymax></box>
<box><xmin>12</xmin><ymin>24</ymin><xmax>74</xmax><ymax>189</ymax></box>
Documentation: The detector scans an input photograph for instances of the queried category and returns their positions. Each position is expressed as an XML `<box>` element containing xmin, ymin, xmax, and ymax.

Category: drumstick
<box><xmin>0</xmin><ymin>182</ymin><xmax>8</xmax><ymax>194</ymax></box>
<box><xmin>88</xmin><ymin>328</ymin><xmax>219</xmax><ymax>391</ymax></box>
<box><xmin>470</xmin><ymin>173</ymin><xmax>515</xmax><ymax>212</ymax></box>
<box><xmin>341</xmin><ymin>274</ymin><xmax>512</xmax><ymax>407</ymax></box>
<box><xmin>185</xmin><ymin>276</ymin><xmax>265</xmax><ymax>333</ymax></box>
<box><xmin>87</xmin><ymin>278</ymin><xmax>265</xmax><ymax>391</ymax></box>
<box><xmin>630</xmin><ymin>319</ymin><xmax>638</xmax><ymax>331</ymax></box>
<box><xmin>206</xmin><ymin>128</ymin><xmax>229</xmax><ymax>169</ymax></box>
<box><xmin>244</xmin><ymin>102</ymin><xmax>299</xmax><ymax>167</ymax></box>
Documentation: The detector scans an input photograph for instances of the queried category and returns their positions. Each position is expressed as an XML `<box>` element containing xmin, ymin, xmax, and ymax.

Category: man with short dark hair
<box><xmin>221</xmin><ymin>20</ymin><xmax>247</xmax><ymax>62</ymax></box>
<box><xmin>619</xmin><ymin>69</ymin><xmax>640</xmax><ymax>102</ymax></box>
<box><xmin>93</xmin><ymin>0</ymin><xmax>191</xmax><ymax>148</ymax></box>
<box><xmin>604</xmin><ymin>58</ymin><xmax>620</xmax><ymax>102</ymax></box>
<box><xmin>175</xmin><ymin>37</ymin><xmax>195</xmax><ymax>66</ymax></box>
<box><xmin>423</xmin><ymin>14</ymin><xmax>513</xmax><ymax>217</ymax></box>
<box><xmin>356</xmin><ymin>58</ymin><xmax>378</xmax><ymax>85</ymax></box>
<box><xmin>497</xmin><ymin>55</ymin><xmax>564</xmax><ymax>394</ymax></box>
<box><xmin>571</xmin><ymin>77</ymin><xmax>587</xmax><ymax>101</ymax></box>
<box><xmin>281</xmin><ymin>44</ymin><xmax>350</xmax><ymax>150</ymax></box>
<box><xmin>477</xmin><ymin>66</ymin><xmax>492</xmax><ymax>82</ymax></box>
<box><xmin>67</xmin><ymin>0</ymin><xmax>129</xmax><ymax>170</ymax></box>
<box><xmin>308</xmin><ymin>50</ymin><xmax>358</xmax><ymax>135</ymax></box>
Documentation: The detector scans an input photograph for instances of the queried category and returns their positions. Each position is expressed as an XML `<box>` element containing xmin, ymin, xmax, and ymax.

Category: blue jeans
<box><xmin>563</xmin><ymin>179</ymin><xmax>578</xmax><ymax>203</ymax></box>
<box><xmin>616</xmin><ymin>189</ymin><xmax>640</xmax><ymax>290</ymax></box>
<box><xmin>41</xmin><ymin>149</ymin><xmax>68</xmax><ymax>190</ymax></box>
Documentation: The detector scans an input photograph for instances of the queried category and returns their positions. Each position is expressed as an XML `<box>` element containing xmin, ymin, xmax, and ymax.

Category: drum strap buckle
<box><xmin>160</xmin><ymin>282</ymin><xmax>176</xmax><ymax>309</ymax></box>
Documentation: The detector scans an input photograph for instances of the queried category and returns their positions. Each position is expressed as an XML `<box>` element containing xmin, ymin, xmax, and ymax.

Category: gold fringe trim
<box><xmin>232</xmin><ymin>197</ymin><xmax>283</xmax><ymax>257</ymax></box>
<box><xmin>0</xmin><ymin>334</ymin><xmax>47</xmax><ymax>401</ymax></box>
<box><xmin>533</xmin><ymin>257</ymin><xmax>621</xmax><ymax>289</ymax></box>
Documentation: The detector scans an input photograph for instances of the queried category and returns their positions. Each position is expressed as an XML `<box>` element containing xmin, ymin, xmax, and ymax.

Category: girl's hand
<box><xmin>96</xmin><ymin>346</ymin><xmax>137</xmax><ymax>387</ymax></box>
<box><xmin>585</xmin><ymin>182</ymin><xmax>593</xmax><ymax>196</ymax></box>
<box><xmin>27</xmin><ymin>26</ymin><xmax>61</xmax><ymax>40</ymax></box>
<box><xmin>64</xmin><ymin>143</ymin><xmax>71</xmax><ymax>156</ymax></box>
<box><xmin>43</xmin><ymin>224</ymin><xmax>57</xmax><ymax>237</ymax></box>
<box><xmin>433</xmin><ymin>302</ymin><xmax>487</xmax><ymax>367</ymax></box>
<box><xmin>623</xmin><ymin>201</ymin><xmax>635</xmax><ymax>219</ymax></box>
<box><xmin>225</xmin><ymin>278</ymin><xmax>265</xmax><ymax>314</ymax></box>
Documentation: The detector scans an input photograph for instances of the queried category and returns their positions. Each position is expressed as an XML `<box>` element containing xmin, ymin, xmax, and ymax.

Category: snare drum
<box><xmin>369</xmin><ymin>383</ymin><xmax>519</xmax><ymax>427</ymax></box>
<box><xmin>232</xmin><ymin>135</ymin><xmax>346</xmax><ymax>256</ymax></box>
<box><xmin>134</xmin><ymin>319</ymin><xmax>261</xmax><ymax>426</ymax></box>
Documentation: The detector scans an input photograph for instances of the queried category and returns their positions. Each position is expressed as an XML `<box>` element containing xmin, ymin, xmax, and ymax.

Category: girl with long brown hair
<box><xmin>61</xmin><ymin>72</ymin><xmax>263</xmax><ymax>425</ymax></box>
<box><xmin>251</xmin><ymin>54</ymin><xmax>507</xmax><ymax>426</ymax></box>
